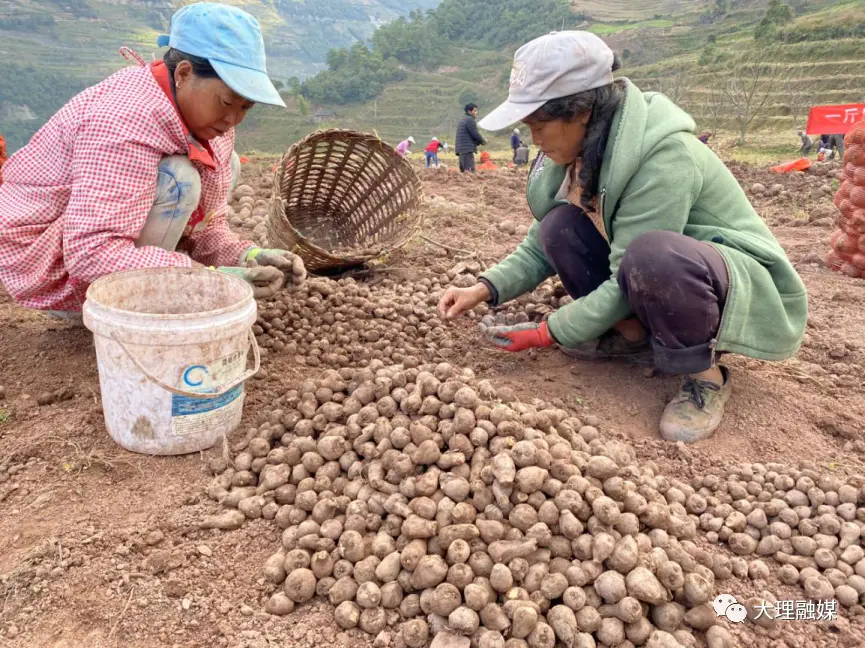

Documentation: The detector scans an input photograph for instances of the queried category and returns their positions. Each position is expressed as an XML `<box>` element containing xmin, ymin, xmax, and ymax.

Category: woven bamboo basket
<box><xmin>267</xmin><ymin>129</ymin><xmax>423</xmax><ymax>271</ymax></box>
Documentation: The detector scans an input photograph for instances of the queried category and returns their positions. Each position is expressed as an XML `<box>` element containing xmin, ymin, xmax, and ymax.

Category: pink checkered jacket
<box><xmin>0</xmin><ymin>59</ymin><xmax>252</xmax><ymax>311</ymax></box>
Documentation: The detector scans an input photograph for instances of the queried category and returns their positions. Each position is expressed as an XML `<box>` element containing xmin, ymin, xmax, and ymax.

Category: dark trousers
<box><xmin>538</xmin><ymin>204</ymin><xmax>729</xmax><ymax>374</ymax></box>
<box><xmin>458</xmin><ymin>153</ymin><xmax>475</xmax><ymax>173</ymax></box>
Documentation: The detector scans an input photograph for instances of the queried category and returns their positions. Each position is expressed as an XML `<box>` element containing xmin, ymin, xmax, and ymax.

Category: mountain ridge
<box><xmin>239</xmin><ymin>0</ymin><xmax>865</xmax><ymax>154</ymax></box>
<box><xmin>0</xmin><ymin>0</ymin><xmax>441</xmax><ymax>148</ymax></box>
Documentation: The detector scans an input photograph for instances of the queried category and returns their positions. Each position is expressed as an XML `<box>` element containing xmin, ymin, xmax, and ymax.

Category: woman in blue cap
<box><xmin>0</xmin><ymin>3</ymin><xmax>305</xmax><ymax>318</ymax></box>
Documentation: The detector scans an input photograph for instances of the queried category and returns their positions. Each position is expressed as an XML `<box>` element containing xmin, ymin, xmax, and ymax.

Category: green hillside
<box><xmin>576</xmin><ymin>0</ymin><xmax>709</xmax><ymax>22</ymax></box>
<box><xmin>626</xmin><ymin>0</ymin><xmax>865</xmax><ymax>135</ymax></box>
<box><xmin>237</xmin><ymin>0</ymin><xmax>865</xmax><ymax>156</ymax></box>
<box><xmin>0</xmin><ymin>0</ymin><xmax>440</xmax><ymax>149</ymax></box>
<box><xmin>3</xmin><ymin>0</ymin><xmax>863</xmax><ymax>155</ymax></box>
<box><xmin>237</xmin><ymin>46</ymin><xmax>513</xmax><ymax>152</ymax></box>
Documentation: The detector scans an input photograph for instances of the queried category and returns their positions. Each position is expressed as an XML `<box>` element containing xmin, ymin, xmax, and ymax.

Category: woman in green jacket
<box><xmin>437</xmin><ymin>31</ymin><xmax>807</xmax><ymax>442</ymax></box>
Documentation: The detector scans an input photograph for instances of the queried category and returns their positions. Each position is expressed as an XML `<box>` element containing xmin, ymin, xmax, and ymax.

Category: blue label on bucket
<box><xmin>171</xmin><ymin>384</ymin><xmax>244</xmax><ymax>417</ymax></box>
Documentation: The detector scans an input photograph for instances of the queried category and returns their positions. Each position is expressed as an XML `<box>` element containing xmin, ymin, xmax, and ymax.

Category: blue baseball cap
<box><xmin>157</xmin><ymin>3</ymin><xmax>286</xmax><ymax>108</ymax></box>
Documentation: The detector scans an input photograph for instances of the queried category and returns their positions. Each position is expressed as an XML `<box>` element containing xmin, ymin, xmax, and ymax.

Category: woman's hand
<box><xmin>217</xmin><ymin>266</ymin><xmax>285</xmax><ymax>299</ymax></box>
<box><xmin>479</xmin><ymin>320</ymin><xmax>553</xmax><ymax>352</ymax></box>
<box><xmin>246</xmin><ymin>248</ymin><xmax>307</xmax><ymax>290</ymax></box>
<box><xmin>437</xmin><ymin>282</ymin><xmax>491</xmax><ymax>320</ymax></box>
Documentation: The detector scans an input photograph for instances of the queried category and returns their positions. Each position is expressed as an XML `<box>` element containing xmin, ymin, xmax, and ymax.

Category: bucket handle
<box><xmin>109</xmin><ymin>330</ymin><xmax>261</xmax><ymax>399</ymax></box>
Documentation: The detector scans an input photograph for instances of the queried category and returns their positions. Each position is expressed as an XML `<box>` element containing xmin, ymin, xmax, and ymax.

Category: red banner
<box><xmin>806</xmin><ymin>104</ymin><xmax>865</xmax><ymax>135</ymax></box>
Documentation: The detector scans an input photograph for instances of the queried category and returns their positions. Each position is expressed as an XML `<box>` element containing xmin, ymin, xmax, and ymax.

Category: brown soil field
<box><xmin>1</xmin><ymin>153</ymin><xmax>863</xmax><ymax>648</ymax></box>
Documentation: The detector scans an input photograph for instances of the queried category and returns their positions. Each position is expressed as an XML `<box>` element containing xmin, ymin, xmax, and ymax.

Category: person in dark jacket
<box><xmin>455</xmin><ymin>103</ymin><xmax>485</xmax><ymax>173</ymax></box>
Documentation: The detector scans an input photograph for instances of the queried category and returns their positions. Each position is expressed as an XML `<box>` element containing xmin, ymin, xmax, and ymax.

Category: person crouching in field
<box><xmin>437</xmin><ymin>31</ymin><xmax>807</xmax><ymax>442</ymax></box>
<box><xmin>0</xmin><ymin>3</ymin><xmax>306</xmax><ymax>323</ymax></box>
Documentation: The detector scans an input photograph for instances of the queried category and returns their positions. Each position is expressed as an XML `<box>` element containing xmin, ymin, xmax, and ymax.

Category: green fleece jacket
<box><xmin>480</xmin><ymin>79</ymin><xmax>807</xmax><ymax>360</ymax></box>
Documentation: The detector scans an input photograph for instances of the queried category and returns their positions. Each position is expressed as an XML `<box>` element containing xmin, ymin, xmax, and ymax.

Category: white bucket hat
<box><xmin>480</xmin><ymin>31</ymin><xmax>614</xmax><ymax>131</ymax></box>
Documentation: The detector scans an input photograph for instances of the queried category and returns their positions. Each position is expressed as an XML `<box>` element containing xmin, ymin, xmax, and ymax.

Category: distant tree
<box><xmin>702</xmin><ymin>0</ymin><xmax>728</xmax><ymax>25</ymax></box>
<box><xmin>299</xmin><ymin>0</ymin><xmax>588</xmax><ymax>106</ymax></box>
<box><xmin>295</xmin><ymin>94</ymin><xmax>310</xmax><ymax>117</ymax></box>
<box><xmin>705</xmin><ymin>81</ymin><xmax>728</xmax><ymax>136</ymax></box>
<box><xmin>699</xmin><ymin>44</ymin><xmax>717</xmax><ymax>66</ymax></box>
<box><xmin>723</xmin><ymin>48</ymin><xmax>784</xmax><ymax>143</ymax></box>
<box><xmin>789</xmin><ymin>0</ymin><xmax>808</xmax><ymax>14</ymax></box>
<box><xmin>327</xmin><ymin>49</ymin><xmax>350</xmax><ymax>71</ymax></box>
<box><xmin>301</xmin><ymin>43</ymin><xmax>404</xmax><ymax>105</ymax></box>
<box><xmin>782</xmin><ymin>66</ymin><xmax>816</xmax><ymax>129</ymax></box>
<box><xmin>649</xmin><ymin>65</ymin><xmax>694</xmax><ymax>105</ymax></box>
<box><xmin>371</xmin><ymin>14</ymin><xmax>444</xmax><ymax>68</ymax></box>
<box><xmin>274</xmin><ymin>77</ymin><xmax>310</xmax><ymax>116</ymax></box>
<box><xmin>0</xmin><ymin>63</ymin><xmax>90</xmax><ymax>149</ymax></box>
<box><xmin>755</xmin><ymin>0</ymin><xmax>793</xmax><ymax>42</ymax></box>
<box><xmin>458</xmin><ymin>87</ymin><xmax>479</xmax><ymax>106</ymax></box>
<box><xmin>766</xmin><ymin>0</ymin><xmax>794</xmax><ymax>23</ymax></box>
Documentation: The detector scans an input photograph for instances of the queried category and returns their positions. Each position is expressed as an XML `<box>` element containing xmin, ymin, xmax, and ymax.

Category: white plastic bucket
<box><xmin>83</xmin><ymin>267</ymin><xmax>259</xmax><ymax>455</ymax></box>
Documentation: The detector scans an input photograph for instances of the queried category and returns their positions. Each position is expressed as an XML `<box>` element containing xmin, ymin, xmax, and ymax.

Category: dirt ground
<box><xmin>1</xmin><ymin>153</ymin><xmax>864</xmax><ymax>648</ymax></box>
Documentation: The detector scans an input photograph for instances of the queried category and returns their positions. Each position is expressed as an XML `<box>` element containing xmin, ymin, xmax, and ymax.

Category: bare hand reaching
<box><xmin>437</xmin><ymin>283</ymin><xmax>491</xmax><ymax>320</ymax></box>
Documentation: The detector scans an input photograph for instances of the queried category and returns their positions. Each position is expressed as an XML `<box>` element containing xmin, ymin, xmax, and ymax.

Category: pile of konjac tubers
<box><xmin>204</xmin><ymin>362</ymin><xmax>752</xmax><ymax>648</ymax></box>
<box><xmin>251</xmin><ymin>273</ymin><xmax>579</xmax><ymax>371</ymax></box>
<box><xmin>690</xmin><ymin>463</ymin><xmax>865</xmax><ymax>610</ymax></box>
<box><xmin>252</xmin><ymin>278</ymin><xmax>457</xmax><ymax>368</ymax></box>
<box><xmin>228</xmin><ymin>182</ymin><xmax>272</xmax><ymax>245</ymax></box>
<box><xmin>464</xmin><ymin>279</ymin><xmax>572</xmax><ymax>326</ymax></box>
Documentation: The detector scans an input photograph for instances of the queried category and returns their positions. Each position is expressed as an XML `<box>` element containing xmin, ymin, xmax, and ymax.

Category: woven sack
<box><xmin>829</xmin><ymin>118</ymin><xmax>865</xmax><ymax>277</ymax></box>
<box><xmin>267</xmin><ymin>129</ymin><xmax>423</xmax><ymax>271</ymax></box>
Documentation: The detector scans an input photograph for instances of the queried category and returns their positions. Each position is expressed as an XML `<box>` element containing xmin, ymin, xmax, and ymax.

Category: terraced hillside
<box><xmin>0</xmin><ymin>0</ymin><xmax>441</xmax><ymax>78</ymax></box>
<box><xmin>240</xmin><ymin>0</ymin><xmax>865</xmax><ymax>156</ymax></box>
<box><xmin>0</xmin><ymin>0</ymin><xmax>441</xmax><ymax>149</ymax></box>
<box><xmin>237</xmin><ymin>47</ymin><xmax>512</xmax><ymax>152</ymax></box>
<box><xmin>576</xmin><ymin>0</ymin><xmax>709</xmax><ymax>23</ymax></box>
<box><xmin>4</xmin><ymin>0</ymin><xmax>862</xmax><ymax>155</ymax></box>
<box><xmin>625</xmin><ymin>0</ymin><xmax>865</xmax><ymax>135</ymax></box>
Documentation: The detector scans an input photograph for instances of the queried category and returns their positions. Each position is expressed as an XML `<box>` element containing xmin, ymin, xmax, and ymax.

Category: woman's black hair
<box><xmin>163</xmin><ymin>48</ymin><xmax>220</xmax><ymax>80</ymax></box>
<box><xmin>530</xmin><ymin>53</ymin><xmax>624</xmax><ymax>213</ymax></box>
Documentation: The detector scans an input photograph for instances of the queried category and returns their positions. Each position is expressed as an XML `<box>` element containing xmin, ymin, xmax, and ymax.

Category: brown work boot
<box><xmin>561</xmin><ymin>329</ymin><xmax>654</xmax><ymax>365</ymax></box>
<box><xmin>660</xmin><ymin>367</ymin><xmax>732</xmax><ymax>443</ymax></box>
